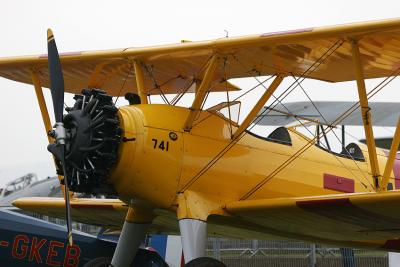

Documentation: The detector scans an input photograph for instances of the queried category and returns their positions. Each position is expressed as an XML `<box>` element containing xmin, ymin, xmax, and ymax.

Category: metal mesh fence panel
<box><xmin>207</xmin><ymin>239</ymin><xmax>389</xmax><ymax>267</ymax></box>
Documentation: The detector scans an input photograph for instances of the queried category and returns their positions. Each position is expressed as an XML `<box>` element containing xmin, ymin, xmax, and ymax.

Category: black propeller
<box><xmin>46</xmin><ymin>29</ymin><xmax>73</xmax><ymax>246</ymax></box>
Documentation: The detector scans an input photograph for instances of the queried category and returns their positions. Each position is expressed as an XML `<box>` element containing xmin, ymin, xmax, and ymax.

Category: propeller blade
<box><xmin>60</xmin><ymin>146</ymin><xmax>73</xmax><ymax>246</ymax></box>
<box><xmin>47</xmin><ymin>29</ymin><xmax>65</xmax><ymax>123</ymax></box>
<box><xmin>47</xmin><ymin>29</ymin><xmax>73</xmax><ymax>245</ymax></box>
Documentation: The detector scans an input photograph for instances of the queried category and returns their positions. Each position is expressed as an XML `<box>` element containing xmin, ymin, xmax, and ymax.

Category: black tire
<box><xmin>83</xmin><ymin>249</ymin><xmax>169</xmax><ymax>267</ymax></box>
<box><xmin>83</xmin><ymin>257</ymin><xmax>111</xmax><ymax>267</ymax></box>
<box><xmin>133</xmin><ymin>249</ymin><xmax>169</xmax><ymax>267</ymax></box>
<box><xmin>185</xmin><ymin>257</ymin><xmax>226</xmax><ymax>267</ymax></box>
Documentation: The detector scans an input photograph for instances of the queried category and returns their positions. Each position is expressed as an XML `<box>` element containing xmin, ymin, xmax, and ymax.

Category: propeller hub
<box><xmin>53</xmin><ymin>122</ymin><xmax>67</xmax><ymax>145</ymax></box>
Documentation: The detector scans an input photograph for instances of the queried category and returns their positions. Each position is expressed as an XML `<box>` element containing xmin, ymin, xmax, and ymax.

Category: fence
<box><xmin>207</xmin><ymin>239</ymin><xmax>389</xmax><ymax>267</ymax></box>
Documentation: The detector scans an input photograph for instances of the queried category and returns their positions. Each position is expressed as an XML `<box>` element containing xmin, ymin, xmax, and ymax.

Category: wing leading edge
<box><xmin>1</xmin><ymin>18</ymin><xmax>400</xmax><ymax>96</ymax></box>
<box><xmin>12</xmin><ymin>197</ymin><xmax>181</xmax><ymax>235</ymax></box>
<box><xmin>13</xmin><ymin>197</ymin><xmax>127</xmax><ymax>228</ymax></box>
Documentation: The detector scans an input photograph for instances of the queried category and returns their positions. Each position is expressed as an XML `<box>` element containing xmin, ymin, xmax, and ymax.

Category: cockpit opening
<box><xmin>0</xmin><ymin>173</ymin><xmax>37</xmax><ymax>198</ymax></box>
<box><xmin>246</xmin><ymin>126</ymin><xmax>292</xmax><ymax>146</ymax></box>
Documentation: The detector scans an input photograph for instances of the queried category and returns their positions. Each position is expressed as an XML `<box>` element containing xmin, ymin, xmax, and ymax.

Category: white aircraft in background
<box><xmin>0</xmin><ymin>173</ymin><xmax>60</xmax><ymax>207</ymax></box>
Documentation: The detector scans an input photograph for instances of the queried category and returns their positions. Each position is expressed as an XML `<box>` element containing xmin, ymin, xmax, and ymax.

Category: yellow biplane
<box><xmin>1</xmin><ymin>18</ymin><xmax>400</xmax><ymax>267</ymax></box>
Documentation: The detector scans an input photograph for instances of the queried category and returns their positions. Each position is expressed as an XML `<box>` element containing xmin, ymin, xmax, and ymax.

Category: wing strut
<box><xmin>233</xmin><ymin>75</ymin><xmax>285</xmax><ymax>139</ymax></box>
<box><xmin>350</xmin><ymin>39</ymin><xmax>381</xmax><ymax>190</ymax></box>
<box><xmin>382</xmin><ymin>117</ymin><xmax>400</xmax><ymax>190</ymax></box>
<box><xmin>133</xmin><ymin>61</ymin><xmax>149</xmax><ymax>104</ymax></box>
<box><xmin>31</xmin><ymin>71</ymin><xmax>70</xmax><ymax>198</ymax></box>
<box><xmin>184</xmin><ymin>55</ymin><xmax>219</xmax><ymax>131</ymax></box>
<box><xmin>31</xmin><ymin>71</ymin><xmax>53</xmax><ymax>143</ymax></box>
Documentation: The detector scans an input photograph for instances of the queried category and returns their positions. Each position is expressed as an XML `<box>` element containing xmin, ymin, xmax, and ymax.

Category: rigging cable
<box><xmin>114</xmin><ymin>61</ymin><xmax>134</xmax><ymax>105</ymax></box>
<box><xmin>251</xmin><ymin>73</ymin><xmax>372</xmax><ymax>189</ymax></box>
<box><xmin>179</xmin><ymin>39</ymin><xmax>344</xmax><ymax>192</ymax></box>
<box><xmin>148</xmin><ymin>75</ymin><xmax>181</xmax><ymax>94</ymax></box>
<box><xmin>191</xmin><ymin>76</ymin><xmax>275</xmax><ymax>128</ymax></box>
<box><xmin>143</xmin><ymin>64</ymin><xmax>170</xmax><ymax>105</ymax></box>
<box><xmin>172</xmin><ymin>55</ymin><xmax>215</xmax><ymax>106</ymax></box>
<box><xmin>240</xmin><ymin>66</ymin><xmax>400</xmax><ymax>199</ymax></box>
<box><xmin>291</xmin><ymin>74</ymin><xmax>372</xmax><ymax>188</ymax></box>
<box><xmin>171</xmin><ymin>79</ymin><xmax>194</xmax><ymax>106</ymax></box>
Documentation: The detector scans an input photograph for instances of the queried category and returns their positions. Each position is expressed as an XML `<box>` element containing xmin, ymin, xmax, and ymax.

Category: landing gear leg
<box><xmin>179</xmin><ymin>219</ymin><xmax>207</xmax><ymax>264</ymax></box>
<box><xmin>110</xmin><ymin>207</ymin><xmax>152</xmax><ymax>267</ymax></box>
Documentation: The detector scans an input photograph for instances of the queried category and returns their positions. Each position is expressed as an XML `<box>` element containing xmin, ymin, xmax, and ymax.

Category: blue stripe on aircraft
<box><xmin>150</xmin><ymin>235</ymin><xmax>168</xmax><ymax>259</ymax></box>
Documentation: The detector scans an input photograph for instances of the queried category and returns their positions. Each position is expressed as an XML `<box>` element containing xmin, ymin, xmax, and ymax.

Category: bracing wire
<box><xmin>240</xmin><ymin>66</ymin><xmax>400</xmax><ymax>200</ymax></box>
<box><xmin>114</xmin><ymin>61</ymin><xmax>134</xmax><ymax>105</ymax></box>
<box><xmin>144</xmin><ymin>64</ymin><xmax>171</xmax><ymax>105</ymax></box>
<box><xmin>179</xmin><ymin>39</ymin><xmax>344</xmax><ymax>192</ymax></box>
<box><xmin>290</xmin><ymin>74</ymin><xmax>373</xmax><ymax>189</ymax></box>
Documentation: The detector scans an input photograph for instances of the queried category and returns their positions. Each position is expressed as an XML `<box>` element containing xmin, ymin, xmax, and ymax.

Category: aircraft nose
<box><xmin>60</xmin><ymin>89</ymin><xmax>122</xmax><ymax>195</ymax></box>
<box><xmin>106</xmin><ymin>104</ymin><xmax>142</xmax><ymax>199</ymax></box>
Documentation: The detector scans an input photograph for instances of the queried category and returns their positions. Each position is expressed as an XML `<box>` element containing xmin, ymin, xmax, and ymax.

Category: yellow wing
<box><xmin>13</xmin><ymin>197</ymin><xmax>127</xmax><ymax>228</ymax></box>
<box><xmin>219</xmin><ymin>191</ymin><xmax>400</xmax><ymax>251</ymax></box>
<box><xmin>1</xmin><ymin>18</ymin><xmax>400</xmax><ymax>96</ymax></box>
<box><xmin>14</xmin><ymin>192</ymin><xmax>400</xmax><ymax>251</ymax></box>
<box><xmin>12</xmin><ymin>197</ymin><xmax>180</xmax><ymax>235</ymax></box>
<box><xmin>13</xmin><ymin>197</ymin><xmax>283</xmax><ymax>239</ymax></box>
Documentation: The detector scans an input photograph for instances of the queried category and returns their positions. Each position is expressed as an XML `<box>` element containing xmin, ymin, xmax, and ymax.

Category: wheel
<box><xmin>185</xmin><ymin>257</ymin><xmax>226</xmax><ymax>267</ymax></box>
<box><xmin>82</xmin><ymin>249</ymin><xmax>169</xmax><ymax>267</ymax></box>
<box><xmin>133</xmin><ymin>248</ymin><xmax>170</xmax><ymax>267</ymax></box>
<box><xmin>83</xmin><ymin>257</ymin><xmax>111</xmax><ymax>267</ymax></box>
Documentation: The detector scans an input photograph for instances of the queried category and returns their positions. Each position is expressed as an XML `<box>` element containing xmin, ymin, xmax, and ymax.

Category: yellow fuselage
<box><xmin>111</xmin><ymin>104</ymin><xmax>389</xmax><ymax>215</ymax></box>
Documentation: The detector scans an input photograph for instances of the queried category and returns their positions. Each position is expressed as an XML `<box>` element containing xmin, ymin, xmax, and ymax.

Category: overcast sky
<box><xmin>0</xmin><ymin>0</ymin><xmax>399</xmax><ymax>187</ymax></box>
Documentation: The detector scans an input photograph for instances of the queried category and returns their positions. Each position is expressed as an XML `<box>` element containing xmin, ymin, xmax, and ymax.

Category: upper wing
<box><xmin>1</xmin><ymin>18</ymin><xmax>400</xmax><ymax>96</ymax></box>
<box><xmin>257</xmin><ymin>101</ymin><xmax>400</xmax><ymax>127</ymax></box>
<box><xmin>221</xmin><ymin>191</ymin><xmax>400</xmax><ymax>251</ymax></box>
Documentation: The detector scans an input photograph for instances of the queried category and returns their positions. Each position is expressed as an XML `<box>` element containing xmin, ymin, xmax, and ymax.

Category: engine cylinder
<box><xmin>63</xmin><ymin>89</ymin><xmax>122</xmax><ymax>194</ymax></box>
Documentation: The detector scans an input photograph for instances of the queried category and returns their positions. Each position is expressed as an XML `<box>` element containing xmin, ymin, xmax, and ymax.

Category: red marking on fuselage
<box><xmin>5</xmin><ymin>234</ymin><xmax>82</xmax><ymax>266</ymax></box>
<box><xmin>64</xmin><ymin>244</ymin><xmax>81</xmax><ymax>267</ymax></box>
<box><xmin>29</xmin><ymin>237</ymin><xmax>47</xmax><ymax>264</ymax></box>
<box><xmin>382</xmin><ymin>151</ymin><xmax>400</xmax><ymax>189</ymax></box>
<box><xmin>323</xmin><ymin>173</ymin><xmax>355</xmax><ymax>193</ymax></box>
<box><xmin>393</xmin><ymin>156</ymin><xmax>400</xmax><ymax>189</ymax></box>
<box><xmin>261</xmin><ymin>28</ymin><xmax>313</xmax><ymax>37</ymax></box>
<box><xmin>12</xmin><ymin>234</ymin><xmax>29</xmax><ymax>259</ymax></box>
<box><xmin>39</xmin><ymin>51</ymin><xmax>82</xmax><ymax>58</ymax></box>
<box><xmin>71</xmin><ymin>204</ymin><xmax>114</xmax><ymax>210</ymax></box>
<box><xmin>383</xmin><ymin>239</ymin><xmax>400</xmax><ymax>250</ymax></box>
<box><xmin>46</xmin><ymin>240</ymin><xmax>64</xmax><ymax>266</ymax></box>
<box><xmin>181</xmin><ymin>252</ymin><xmax>185</xmax><ymax>267</ymax></box>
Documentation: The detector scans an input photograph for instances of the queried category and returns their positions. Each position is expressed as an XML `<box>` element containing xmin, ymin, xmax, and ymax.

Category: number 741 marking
<box><xmin>152</xmin><ymin>139</ymin><xmax>169</xmax><ymax>151</ymax></box>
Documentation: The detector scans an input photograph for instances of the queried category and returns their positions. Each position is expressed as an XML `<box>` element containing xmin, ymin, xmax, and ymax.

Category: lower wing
<box><xmin>14</xmin><ymin>191</ymin><xmax>400</xmax><ymax>251</ymax></box>
<box><xmin>12</xmin><ymin>197</ymin><xmax>179</xmax><ymax>235</ymax></box>
<box><xmin>221</xmin><ymin>191</ymin><xmax>400</xmax><ymax>251</ymax></box>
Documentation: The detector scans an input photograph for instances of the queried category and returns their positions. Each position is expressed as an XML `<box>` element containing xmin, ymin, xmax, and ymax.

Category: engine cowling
<box><xmin>61</xmin><ymin>89</ymin><xmax>122</xmax><ymax>194</ymax></box>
